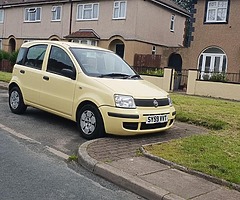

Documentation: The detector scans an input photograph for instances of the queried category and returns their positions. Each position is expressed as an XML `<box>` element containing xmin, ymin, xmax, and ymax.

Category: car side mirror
<box><xmin>61</xmin><ymin>69</ymin><xmax>76</xmax><ymax>80</ymax></box>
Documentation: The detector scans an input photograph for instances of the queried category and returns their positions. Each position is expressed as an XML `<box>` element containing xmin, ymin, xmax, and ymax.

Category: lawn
<box><xmin>0</xmin><ymin>71</ymin><xmax>12</xmax><ymax>82</ymax></box>
<box><xmin>144</xmin><ymin>93</ymin><xmax>240</xmax><ymax>185</ymax></box>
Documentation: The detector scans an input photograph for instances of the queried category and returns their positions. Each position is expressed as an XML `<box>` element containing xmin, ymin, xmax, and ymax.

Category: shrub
<box><xmin>140</xmin><ymin>68</ymin><xmax>164</xmax><ymax>77</ymax></box>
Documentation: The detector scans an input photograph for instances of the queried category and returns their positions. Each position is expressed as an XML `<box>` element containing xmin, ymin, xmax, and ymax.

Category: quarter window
<box><xmin>77</xmin><ymin>3</ymin><xmax>99</xmax><ymax>20</ymax></box>
<box><xmin>24</xmin><ymin>45</ymin><xmax>47</xmax><ymax>69</ymax></box>
<box><xmin>47</xmin><ymin>46</ymin><xmax>75</xmax><ymax>77</ymax></box>
<box><xmin>24</xmin><ymin>7</ymin><xmax>41</xmax><ymax>22</ymax></box>
<box><xmin>205</xmin><ymin>0</ymin><xmax>228</xmax><ymax>23</ymax></box>
<box><xmin>0</xmin><ymin>10</ymin><xmax>4</xmax><ymax>23</ymax></box>
<box><xmin>51</xmin><ymin>6</ymin><xmax>62</xmax><ymax>21</ymax></box>
<box><xmin>113</xmin><ymin>1</ymin><xmax>126</xmax><ymax>19</ymax></box>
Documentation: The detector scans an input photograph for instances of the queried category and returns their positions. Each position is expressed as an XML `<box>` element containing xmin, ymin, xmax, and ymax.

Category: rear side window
<box><xmin>24</xmin><ymin>45</ymin><xmax>47</xmax><ymax>69</ymax></box>
<box><xmin>16</xmin><ymin>47</ymin><xmax>28</xmax><ymax>65</ymax></box>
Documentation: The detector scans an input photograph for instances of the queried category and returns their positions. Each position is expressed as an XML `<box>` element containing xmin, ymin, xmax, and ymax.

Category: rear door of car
<box><xmin>39</xmin><ymin>45</ymin><xmax>77</xmax><ymax>117</ymax></box>
<box><xmin>16</xmin><ymin>44</ymin><xmax>48</xmax><ymax>104</ymax></box>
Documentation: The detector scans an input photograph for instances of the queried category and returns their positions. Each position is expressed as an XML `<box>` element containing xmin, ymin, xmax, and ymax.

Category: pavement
<box><xmin>78</xmin><ymin>123</ymin><xmax>240</xmax><ymax>200</ymax></box>
<box><xmin>1</xmin><ymin>81</ymin><xmax>240</xmax><ymax>199</ymax></box>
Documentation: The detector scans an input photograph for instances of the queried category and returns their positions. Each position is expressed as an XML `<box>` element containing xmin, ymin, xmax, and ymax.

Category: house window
<box><xmin>205</xmin><ymin>0</ymin><xmax>228</xmax><ymax>23</ymax></box>
<box><xmin>152</xmin><ymin>46</ymin><xmax>156</xmax><ymax>55</ymax></box>
<box><xmin>72</xmin><ymin>39</ymin><xmax>97</xmax><ymax>46</ymax></box>
<box><xmin>24</xmin><ymin>7</ymin><xmax>41</xmax><ymax>22</ymax></box>
<box><xmin>77</xmin><ymin>3</ymin><xmax>99</xmax><ymax>20</ymax></box>
<box><xmin>0</xmin><ymin>10</ymin><xmax>4</xmax><ymax>23</ymax></box>
<box><xmin>170</xmin><ymin>14</ymin><xmax>175</xmax><ymax>32</ymax></box>
<box><xmin>113</xmin><ymin>1</ymin><xmax>127</xmax><ymax>19</ymax></box>
<box><xmin>51</xmin><ymin>6</ymin><xmax>62</xmax><ymax>21</ymax></box>
<box><xmin>198</xmin><ymin>47</ymin><xmax>227</xmax><ymax>80</ymax></box>
<box><xmin>0</xmin><ymin>39</ymin><xmax>2</xmax><ymax>49</ymax></box>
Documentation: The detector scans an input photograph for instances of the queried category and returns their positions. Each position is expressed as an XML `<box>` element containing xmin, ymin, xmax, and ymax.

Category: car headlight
<box><xmin>114</xmin><ymin>94</ymin><xmax>136</xmax><ymax>108</ymax></box>
<box><xmin>167</xmin><ymin>95</ymin><xmax>173</xmax><ymax>106</ymax></box>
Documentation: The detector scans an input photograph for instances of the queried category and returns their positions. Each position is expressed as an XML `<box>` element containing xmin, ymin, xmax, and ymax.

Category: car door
<box><xmin>17</xmin><ymin>44</ymin><xmax>47</xmax><ymax>104</ymax></box>
<box><xmin>40</xmin><ymin>45</ymin><xmax>76</xmax><ymax>117</ymax></box>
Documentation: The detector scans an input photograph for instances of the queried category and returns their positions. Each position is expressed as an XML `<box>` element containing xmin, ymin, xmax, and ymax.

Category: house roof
<box><xmin>0</xmin><ymin>0</ymin><xmax>190</xmax><ymax>17</ymax></box>
<box><xmin>64</xmin><ymin>29</ymin><xmax>100</xmax><ymax>40</ymax></box>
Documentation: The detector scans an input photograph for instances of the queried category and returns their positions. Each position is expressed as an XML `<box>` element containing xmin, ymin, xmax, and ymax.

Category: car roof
<box><xmin>21</xmin><ymin>40</ymin><xmax>111</xmax><ymax>52</ymax></box>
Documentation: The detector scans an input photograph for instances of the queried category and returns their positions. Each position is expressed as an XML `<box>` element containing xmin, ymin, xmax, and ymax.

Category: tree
<box><xmin>172</xmin><ymin>0</ymin><xmax>195</xmax><ymax>11</ymax></box>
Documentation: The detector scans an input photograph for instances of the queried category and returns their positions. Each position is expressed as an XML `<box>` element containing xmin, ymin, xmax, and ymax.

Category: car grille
<box><xmin>134</xmin><ymin>98</ymin><xmax>169</xmax><ymax>107</ymax></box>
<box><xmin>140</xmin><ymin>122</ymin><xmax>168</xmax><ymax>130</ymax></box>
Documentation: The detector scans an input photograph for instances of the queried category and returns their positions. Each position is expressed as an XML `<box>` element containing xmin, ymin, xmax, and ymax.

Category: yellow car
<box><xmin>9</xmin><ymin>41</ymin><xmax>176</xmax><ymax>139</ymax></box>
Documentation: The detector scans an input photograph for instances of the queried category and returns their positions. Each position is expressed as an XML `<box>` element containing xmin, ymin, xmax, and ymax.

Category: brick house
<box><xmin>183</xmin><ymin>0</ymin><xmax>240</xmax><ymax>80</ymax></box>
<box><xmin>0</xmin><ymin>0</ymin><xmax>189</xmax><ymax>68</ymax></box>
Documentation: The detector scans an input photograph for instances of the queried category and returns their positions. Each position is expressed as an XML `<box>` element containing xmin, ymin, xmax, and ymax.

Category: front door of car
<box><xmin>40</xmin><ymin>45</ymin><xmax>76</xmax><ymax>116</ymax></box>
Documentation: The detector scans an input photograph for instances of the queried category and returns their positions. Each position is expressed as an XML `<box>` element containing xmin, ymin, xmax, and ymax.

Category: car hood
<box><xmin>94</xmin><ymin>78</ymin><xmax>168</xmax><ymax>98</ymax></box>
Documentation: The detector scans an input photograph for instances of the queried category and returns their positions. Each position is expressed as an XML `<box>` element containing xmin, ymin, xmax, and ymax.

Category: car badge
<box><xmin>153</xmin><ymin>99</ymin><xmax>158</xmax><ymax>107</ymax></box>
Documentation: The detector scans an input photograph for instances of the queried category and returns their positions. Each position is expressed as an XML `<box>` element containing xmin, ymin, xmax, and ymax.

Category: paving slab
<box><xmin>109</xmin><ymin>157</ymin><xmax>169</xmax><ymax>176</ymax></box>
<box><xmin>141</xmin><ymin>168</ymin><xmax>219</xmax><ymax>199</ymax></box>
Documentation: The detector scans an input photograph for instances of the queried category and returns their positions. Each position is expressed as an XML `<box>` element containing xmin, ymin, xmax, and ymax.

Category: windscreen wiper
<box><xmin>98</xmin><ymin>73</ymin><xmax>129</xmax><ymax>78</ymax></box>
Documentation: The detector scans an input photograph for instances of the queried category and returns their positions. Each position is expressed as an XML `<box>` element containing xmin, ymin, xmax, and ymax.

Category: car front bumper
<box><xmin>99</xmin><ymin>105</ymin><xmax>176</xmax><ymax>136</ymax></box>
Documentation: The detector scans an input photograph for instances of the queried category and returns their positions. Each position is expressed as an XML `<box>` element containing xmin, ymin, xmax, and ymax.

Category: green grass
<box><xmin>0</xmin><ymin>71</ymin><xmax>12</xmax><ymax>82</ymax></box>
<box><xmin>145</xmin><ymin>93</ymin><xmax>240</xmax><ymax>184</ymax></box>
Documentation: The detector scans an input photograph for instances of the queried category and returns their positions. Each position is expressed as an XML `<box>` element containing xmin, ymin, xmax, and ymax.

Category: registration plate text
<box><xmin>146</xmin><ymin>114</ymin><xmax>168</xmax><ymax>124</ymax></box>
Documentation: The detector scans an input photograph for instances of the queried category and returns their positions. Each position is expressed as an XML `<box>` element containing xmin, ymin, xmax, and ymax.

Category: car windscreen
<box><xmin>70</xmin><ymin>48</ymin><xmax>140</xmax><ymax>79</ymax></box>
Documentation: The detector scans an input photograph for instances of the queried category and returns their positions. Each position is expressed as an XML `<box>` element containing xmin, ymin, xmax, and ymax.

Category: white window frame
<box><xmin>206</xmin><ymin>0</ymin><xmax>228</xmax><ymax>23</ymax></box>
<box><xmin>24</xmin><ymin>7</ymin><xmax>42</xmax><ymax>22</ymax></box>
<box><xmin>113</xmin><ymin>1</ymin><xmax>127</xmax><ymax>19</ymax></box>
<box><xmin>76</xmin><ymin>3</ymin><xmax>99</xmax><ymax>21</ymax></box>
<box><xmin>51</xmin><ymin>6</ymin><xmax>62</xmax><ymax>21</ymax></box>
<box><xmin>152</xmin><ymin>46</ymin><xmax>156</xmax><ymax>55</ymax></box>
<box><xmin>170</xmin><ymin>14</ymin><xmax>175</xmax><ymax>32</ymax></box>
<box><xmin>0</xmin><ymin>10</ymin><xmax>4</xmax><ymax>23</ymax></box>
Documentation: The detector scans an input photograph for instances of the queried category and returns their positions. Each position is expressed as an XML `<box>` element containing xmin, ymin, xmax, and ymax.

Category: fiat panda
<box><xmin>9</xmin><ymin>41</ymin><xmax>176</xmax><ymax>139</ymax></box>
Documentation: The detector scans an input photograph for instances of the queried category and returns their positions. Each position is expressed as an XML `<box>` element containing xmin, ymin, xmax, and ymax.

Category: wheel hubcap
<box><xmin>80</xmin><ymin>110</ymin><xmax>96</xmax><ymax>135</ymax></box>
<box><xmin>10</xmin><ymin>91</ymin><xmax>20</xmax><ymax>109</ymax></box>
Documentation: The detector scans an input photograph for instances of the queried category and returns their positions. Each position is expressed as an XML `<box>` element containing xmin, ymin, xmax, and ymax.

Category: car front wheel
<box><xmin>77</xmin><ymin>104</ymin><xmax>104</xmax><ymax>140</ymax></box>
<box><xmin>9</xmin><ymin>87</ymin><xmax>27</xmax><ymax>114</ymax></box>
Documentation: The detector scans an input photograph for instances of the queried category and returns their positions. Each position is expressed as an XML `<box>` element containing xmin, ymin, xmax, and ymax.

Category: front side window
<box><xmin>205</xmin><ymin>0</ymin><xmax>229</xmax><ymax>23</ymax></box>
<box><xmin>47</xmin><ymin>46</ymin><xmax>75</xmax><ymax>77</ymax></box>
<box><xmin>51</xmin><ymin>6</ymin><xmax>62</xmax><ymax>21</ymax></box>
<box><xmin>198</xmin><ymin>47</ymin><xmax>227</xmax><ymax>80</ymax></box>
<box><xmin>113</xmin><ymin>1</ymin><xmax>126</xmax><ymax>19</ymax></box>
<box><xmin>24</xmin><ymin>45</ymin><xmax>47</xmax><ymax>69</ymax></box>
<box><xmin>0</xmin><ymin>10</ymin><xmax>4</xmax><ymax>23</ymax></box>
<box><xmin>77</xmin><ymin>3</ymin><xmax>99</xmax><ymax>20</ymax></box>
<box><xmin>24</xmin><ymin>7</ymin><xmax>41</xmax><ymax>22</ymax></box>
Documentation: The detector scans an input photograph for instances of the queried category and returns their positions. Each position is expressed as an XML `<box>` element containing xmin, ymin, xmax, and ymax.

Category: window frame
<box><xmin>76</xmin><ymin>3</ymin><xmax>99</xmax><ymax>21</ymax></box>
<box><xmin>24</xmin><ymin>7</ymin><xmax>42</xmax><ymax>22</ymax></box>
<box><xmin>204</xmin><ymin>0</ymin><xmax>229</xmax><ymax>24</ymax></box>
<box><xmin>113</xmin><ymin>1</ymin><xmax>127</xmax><ymax>20</ymax></box>
<box><xmin>0</xmin><ymin>9</ymin><xmax>4</xmax><ymax>23</ymax></box>
<box><xmin>51</xmin><ymin>5</ymin><xmax>62</xmax><ymax>21</ymax></box>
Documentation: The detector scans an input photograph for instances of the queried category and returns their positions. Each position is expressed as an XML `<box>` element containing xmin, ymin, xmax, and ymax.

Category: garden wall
<box><xmin>187</xmin><ymin>70</ymin><xmax>240</xmax><ymax>101</ymax></box>
<box><xmin>141</xmin><ymin>68</ymin><xmax>174</xmax><ymax>92</ymax></box>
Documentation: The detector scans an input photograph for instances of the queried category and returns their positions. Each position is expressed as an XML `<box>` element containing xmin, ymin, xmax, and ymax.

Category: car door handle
<box><xmin>43</xmin><ymin>76</ymin><xmax>49</xmax><ymax>81</ymax></box>
<box><xmin>20</xmin><ymin>70</ymin><xmax>25</xmax><ymax>74</ymax></box>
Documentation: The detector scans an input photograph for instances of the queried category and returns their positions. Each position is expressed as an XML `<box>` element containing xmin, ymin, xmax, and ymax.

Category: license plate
<box><xmin>146</xmin><ymin>114</ymin><xmax>168</xmax><ymax>124</ymax></box>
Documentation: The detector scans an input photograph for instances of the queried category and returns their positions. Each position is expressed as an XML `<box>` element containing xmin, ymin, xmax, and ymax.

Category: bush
<box><xmin>140</xmin><ymin>68</ymin><xmax>164</xmax><ymax>77</ymax></box>
<box><xmin>209</xmin><ymin>73</ymin><xmax>227</xmax><ymax>82</ymax></box>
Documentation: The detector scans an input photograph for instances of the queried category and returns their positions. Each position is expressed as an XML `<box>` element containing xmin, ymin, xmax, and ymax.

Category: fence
<box><xmin>197</xmin><ymin>71</ymin><xmax>240</xmax><ymax>84</ymax></box>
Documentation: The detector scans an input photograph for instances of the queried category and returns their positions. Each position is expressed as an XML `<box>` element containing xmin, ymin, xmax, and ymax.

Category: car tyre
<box><xmin>9</xmin><ymin>87</ymin><xmax>27</xmax><ymax>114</ymax></box>
<box><xmin>77</xmin><ymin>104</ymin><xmax>105</xmax><ymax>140</ymax></box>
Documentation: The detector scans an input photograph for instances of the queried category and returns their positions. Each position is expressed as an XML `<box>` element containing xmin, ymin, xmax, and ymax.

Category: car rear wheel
<box><xmin>77</xmin><ymin>104</ymin><xmax>105</xmax><ymax>140</ymax></box>
<box><xmin>9</xmin><ymin>87</ymin><xmax>27</xmax><ymax>114</ymax></box>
